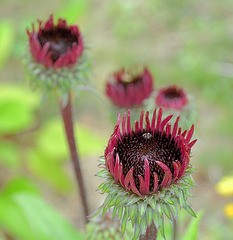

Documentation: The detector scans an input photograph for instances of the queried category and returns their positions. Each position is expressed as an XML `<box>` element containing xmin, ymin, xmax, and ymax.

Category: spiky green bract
<box><xmin>24</xmin><ymin>50</ymin><xmax>91</xmax><ymax>94</ymax></box>
<box><xmin>86</xmin><ymin>210</ymin><xmax>133</xmax><ymax>240</ymax></box>
<box><xmin>97</xmin><ymin>159</ymin><xmax>196</xmax><ymax>240</ymax></box>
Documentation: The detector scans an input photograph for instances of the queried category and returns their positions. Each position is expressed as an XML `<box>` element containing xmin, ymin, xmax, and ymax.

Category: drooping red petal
<box><xmin>186</xmin><ymin>125</ymin><xmax>194</xmax><ymax>143</ymax></box>
<box><xmin>153</xmin><ymin>172</ymin><xmax>159</xmax><ymax>192</ymax></box>
<box><xmin>127</xmin><ymin>109</ymin><xmax>132</xmax><ymax>134</ymax></box>
<box><xmin>135</xmin><ymin>120</ymin><xmax>139</xmax><ymax>132</ymax></box>
<box><xmin>140</xmin><ymin>110</ymin><xmax>145</xmax><ymax>131</ymax></box>
<box><xmin>156</xmin><ymin>161</ymin><xmax>172</xmax><ymax>187</ymax></box>
<box><xmin>166</xmin><ymin>123</ymin><xmax>171</xmax><ymax>137</ymax></box>
<box><xmin>113</xmin><ymin>154</ymin><xmax>120</xmax><ymax>181</ymax></box>
<box><xmin>145</xmin><ymin>111</ymin><xmax>150</xmax><ymax>131</ymax></box>
<box><xmin>172</xmin><ymin>116</ymin><xmax>180</xmax><ymax>138</ymax></box>
<box><xmin>151</xmin><ymin>108</ymin><xmax>157</xmax><ymax>132</ymax></box>
<box><xmin>160</xmin><ymin>114</ymin><xmax>173</xmax><ymax>133</ymax></box>
<box><xmin>122</xmin><ymin>113</ymin><xmax>126</xmax><ymax>135</ymax></box>
<box><xmin>172</xmin><ymin>161</ymin><xmax>180</xmax><ymax>181</ymax></box>
<box><xmin>156</xmin><ymin>108</ymin><xmax>162</xmax><ymax>132</ymax></box>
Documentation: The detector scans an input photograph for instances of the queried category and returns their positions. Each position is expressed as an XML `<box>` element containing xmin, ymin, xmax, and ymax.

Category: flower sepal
<box><xmin>25</xmin><ymin>50</ymin><xmax>91</xmax><ymax>93</ymax></box>
<box><xmin>97</xmin><ymin>163</ymin><xmax>196</xmax><ymax>239</ymax></box>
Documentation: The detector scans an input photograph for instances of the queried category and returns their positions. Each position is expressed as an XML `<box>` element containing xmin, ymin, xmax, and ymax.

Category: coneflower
<box><xmin>25</xmin><ymin>15</ymin><xmax>90</xmax><ymax>223</ymax></box>
<box><xmin>155</xmin><ymin>85</ymin><xmax>188</xmax><ymax>111</ymax></box>
<box><xmin>105</xmin><ymin>68</ymin><xmax>153</xmax><ymax>109</ymax></box>
<box><xmin>26</xmin><ymin>15</ymin><xmax>89</xmax><ymax>92</ymax></box>
<box><xmin>97</xmin><ymin>108</ymin><xmax>197</xmax><ymax>239</ymax></box>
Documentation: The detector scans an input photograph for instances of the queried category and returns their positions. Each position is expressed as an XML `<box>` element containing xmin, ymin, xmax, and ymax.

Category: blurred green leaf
<box><xmin>27</xmin><ymin>150</ymin><xmax>73</xmax><ymax>193</ymax></box>
<box><xmin>1</xmin><ymin>177</ymin><xmax>40</xmax><ymax>196</ymax></box>
<box><xmin>0</xmin><ymin>20</ymin><xmax>15</xmax><ymax>68</ymax></box>
<box><xmin>36</xmin><ymin>118</ymin><xmax>106</xmax><ymax>161</ymax></box>
<box><xmin>0</xmin><ymin>85</ymin><xmax>39</xmax><ymax>135</ymax></box>
<box><xmin>0</xmin><ymin>193</ymin><xmax>84</xmax><ymax>240</ymax></box>
<box><xmin>56</xmin><ymin>0</ymin><xmax>88</xmax><ymax>23</ymax></box>
<box><xmin>0</xmin><ymin>142</ymin><xmax>20</xmax><ymax>167</ymax></box>
<box><xmin>182</xmin><ymin>210</ymin><xmax>203</xmax><ymax>240</ymax></box>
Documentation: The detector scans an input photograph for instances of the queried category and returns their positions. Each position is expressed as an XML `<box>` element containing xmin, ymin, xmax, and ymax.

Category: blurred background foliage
<box><xmin>0</xmin><ymin>0</ymin><xmax>233</xmax><ymax>239</ymax></box>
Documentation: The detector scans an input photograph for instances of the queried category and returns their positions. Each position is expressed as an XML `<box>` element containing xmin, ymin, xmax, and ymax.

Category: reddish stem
<box><xmin>58</xmin><ymin>92</ymin><xmax>89</xmax><ymax>223</ymax></box>
<box><xmin>139</xmin><ymin>223</ymin><xmax>157</xmax><ymax>240</ymax></box>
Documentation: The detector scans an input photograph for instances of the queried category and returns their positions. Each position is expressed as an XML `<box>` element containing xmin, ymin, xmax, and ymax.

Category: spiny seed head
<box><xmin>27</xmin><ymin>15</ymin><xmax>83</xmax><ymax>69</ymax></box>
<box><xmin>105</xmin><ymin>68</ymin><xmax>154</xmax><ymax>108</ymax></box>
<box><xmin>156</xmin><ymin>85</ymin><xmax>188</xmax><ymax>110</ymax></box>
<box><xmin>105</xmin><ymin>108</ymin><xmax>197</xmax><ymax>196</ymax></box>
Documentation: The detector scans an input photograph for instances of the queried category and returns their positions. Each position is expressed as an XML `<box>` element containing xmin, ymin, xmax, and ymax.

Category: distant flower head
<box><xmin>156</xmin><ymin>85</ymin><xmax>188</xmax><ymax>111</ymax></box>
<box><xmin>105</xmin><ymin>108</ymin><xmax>196</xmax><ymax>196</ymax></box>
<box><xmin>105</xmin><ymin>68</ymin><xmax>153</xmax><ymax>108</ymax></box>
<box><xmin>27</xmin><ymin>15</ymin><xmax>83</xmax><ymax>69</ymax></box>
<box><xmin>25</xmin><ymin>15</ymin><xmax>90</xmax><ymax>92</ymax></box>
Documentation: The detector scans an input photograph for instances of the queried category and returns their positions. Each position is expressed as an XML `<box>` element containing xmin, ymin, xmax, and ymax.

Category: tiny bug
<box><xmin>142</xmin><ymin>133</ymin><xmax>152</xmax><ymax>139</ymax></box>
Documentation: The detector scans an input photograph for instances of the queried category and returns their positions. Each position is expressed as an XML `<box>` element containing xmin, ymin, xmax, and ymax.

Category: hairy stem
<box><xmin>58</xmin><ymin>92</ymin><xmax>89</xmax><ymax>223</ymax></box>
<box><xmin>139</xmin><ymin>223</ymin><xmax>157</xmax><ymax>240</ymax></box>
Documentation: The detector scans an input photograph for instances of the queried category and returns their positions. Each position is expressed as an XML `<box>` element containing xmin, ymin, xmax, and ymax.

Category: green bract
<box><xmin>96</xmin><ymin>159</ymin><xmax>196</xmax><ymax>240</ymax></box>
<box><xmin>24</xmin><ymin>51</ymin><xmax>90</xmax><ymax>94</ymax></box>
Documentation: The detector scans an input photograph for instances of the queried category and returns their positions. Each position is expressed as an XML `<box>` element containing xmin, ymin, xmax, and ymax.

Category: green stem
<box><xmin>58</xmin><ymin>92</ymin><xmax>89</xmax><ymax>223</ymax></box>
<box><xmin>139</xmin><ymin>223</ymin><xmax>157</xmax><ymax>240</ymax></box>
<box><xmin>173</xmin><ymin>219</ymin><xmax>177</xmax><ymax>240</ymax></box>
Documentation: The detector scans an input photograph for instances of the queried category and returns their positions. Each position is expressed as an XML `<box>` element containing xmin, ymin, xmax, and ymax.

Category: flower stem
<box><xmin>139</xmin><ymin>223</ymin><xmax>157</xmax><ymax>240</ymax></box>
<box><xmin>173</xmin><ymin>219</ymin><xmax>177</xmax><ymax>240</ymax></box>
<box><xmin>58</xmin><ymin>92</ymin><xmax>89</xmax><ymax>223</ymax></box>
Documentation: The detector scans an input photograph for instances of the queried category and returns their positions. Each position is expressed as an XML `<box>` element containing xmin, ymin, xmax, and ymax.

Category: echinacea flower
<box><xmin>145</xmin><ymin>85</ymin><xmax>196</xmax><ymax>130</ymax></box>
<box><xmin>97</xmin><ymin>108</ymin><xmax>197</xmax><ymax>239</ymax></box>
<box><xmin>105</xmin><ymin>68</ymin><xmax>153</xmax><ymax>109</ymax></box>
<box><xmin>27</xmin><ymin>15</ymin><xmax>83</xmax><ymax>68</ymax></box>
<box><xmin>155</xmin><ymin>85</ymin><xmax>188</xmax><ymax>110</ymax></box>
<box><xmin>25</xmin><ymin>15</ymin><xmax>89</xmax><ymax>92</ymax></box>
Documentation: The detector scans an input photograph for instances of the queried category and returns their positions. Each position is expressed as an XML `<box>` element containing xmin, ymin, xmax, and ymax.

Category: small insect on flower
<box><xmin>142</xmin><ymin>132</ymin><xmax>153</xmax><ymax>139</ymax></box>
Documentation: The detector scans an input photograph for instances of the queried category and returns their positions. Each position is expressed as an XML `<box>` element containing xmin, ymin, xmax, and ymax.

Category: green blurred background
<box><xmin>0</xmin><ymin>0</ymin><xmax>233</xmax><ymax>239</ymax></box>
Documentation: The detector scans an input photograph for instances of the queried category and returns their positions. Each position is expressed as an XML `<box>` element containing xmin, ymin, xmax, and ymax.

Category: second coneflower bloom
<box><xmin>97</xmin><ymin>108</ymin><xmax>197</xmax><ymax>239</ymax></box>
<box><xmin>105</xmin><ymin>68</ymin><xmax>153</xmax><ymax>109</ymax></box>
<box><xmin>156</xmin><ymin>85</ymin><xmax>188</xmax><ymax>111</ymax></box>
<box><xmin>26</xmin><ymin>15</ymin><xmax>89</xmax><ymax>92</ymax></box>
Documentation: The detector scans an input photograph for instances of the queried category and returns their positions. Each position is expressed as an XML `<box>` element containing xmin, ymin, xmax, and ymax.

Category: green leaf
<box><xmin>0</xmin><ymin>85</ymin><xmax>39</xmax><ymax>135</ymax></box>
<box><xmin>0</xmin><ymin>20</ymin><xmax>15</xmax><ymax>68</ymax></box>
<box><xmin>1</xmin><ymin>177</ymin><xmax>40</xmax><ymax>197</ymax></box>
<box><xmin>27</xmin><ymin>150</ymin><xmax>72</xmax><ymax>193</ymax></box>
<box><xmin>0</xmin><ymin>193</ymin><xmax>84</xmax><ymax>240</ymax></box>
<box><xmin>182</xmin><ymin>210</ymin><xmax>203</xmax><ymax>240</ymax></box>
<box><xmin>36</xmin><ymin>119</ymin><xmax>107</xmax><ymax>161</ymax></box>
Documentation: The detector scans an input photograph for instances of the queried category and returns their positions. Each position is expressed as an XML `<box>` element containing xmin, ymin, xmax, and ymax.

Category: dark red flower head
<box><xmin>105</xmin><ymin>108</ymin><xmax>197</xmax><ymax>196</ymax></box>
<box><xmin>27</xmin><ymin>15</ymin><xmax>84</xmax><ymax>69</ymax></box>
<box><xmin>105</xmin><ymin>68</ymin><xmax>153</xmax><ymax>108</ymax></box>
<box><xmin>156</xmin><ymin>85</ymin><xmax>188</xmax><ymax>110</ymax></box>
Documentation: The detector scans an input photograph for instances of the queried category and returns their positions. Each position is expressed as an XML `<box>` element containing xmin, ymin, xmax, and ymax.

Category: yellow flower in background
<box><xmin>224</xmin><ymin>203</ymin><xmax>233</xmax><ymax>218</ymax></box>
<box><xmin>215</xmin><ymin>175</ymin><xmax>233</xmax><ymax>197</ymax></box>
